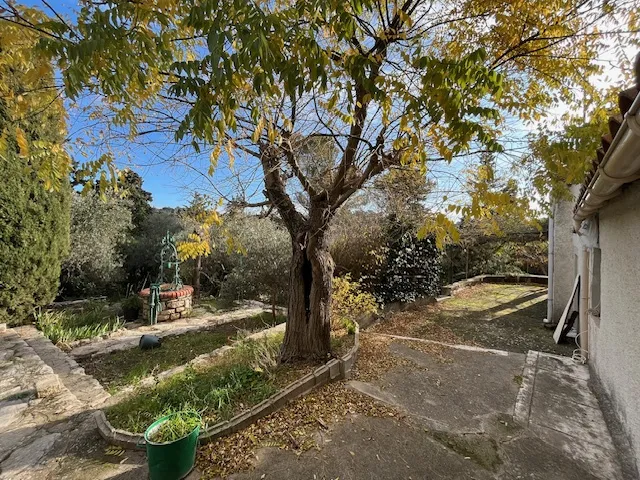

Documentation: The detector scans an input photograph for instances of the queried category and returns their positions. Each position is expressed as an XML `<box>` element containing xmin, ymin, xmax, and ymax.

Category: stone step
<box><xmin>14</xmin><ymin>326</ymin><xmax>111</xmax><ymax>408</ymax></box>
<box><xmin>0</xmin><ymin>329</ymin><xmax>56</xmax><ymax>399</ymax></box>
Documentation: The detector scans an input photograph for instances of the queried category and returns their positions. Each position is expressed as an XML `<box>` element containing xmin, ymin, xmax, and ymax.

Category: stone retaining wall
<box><xmin>139</xmin><ymin>285</ymin><xmax>193</xmax><ymax>322</ymax></box>
<box><xmin>95</xmin><ymin>322</ymin><xmax>360</xmax><ymax>449</ymax></box>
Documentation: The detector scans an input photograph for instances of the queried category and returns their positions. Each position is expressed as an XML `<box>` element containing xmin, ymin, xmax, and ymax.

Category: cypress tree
<box><xmin>0</xmin><ymin>14</ymin><xmax>71</xmax><ymax>325</ymax></box>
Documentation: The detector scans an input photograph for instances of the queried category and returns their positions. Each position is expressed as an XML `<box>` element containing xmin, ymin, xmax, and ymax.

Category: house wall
<box><xmin>551</xmin><ymin>187</ymin><xmax>579</xmax><ymax>323</ymax></box>
<box><xmin>590</xmin><ymin>180</ymin><xmax>640</xmax><ymax>471</ymax></box>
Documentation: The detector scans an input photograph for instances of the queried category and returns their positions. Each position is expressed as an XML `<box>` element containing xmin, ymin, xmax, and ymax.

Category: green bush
<box><xmin>0</xmin><ymin>155</ymin><xmax>71</xmax><ymax>325</ymax></box>
<box><xmin>329</xmin><ymin>211</ymin><xmax>386</xmax><ymax>280</ymax></box>
<box><xmin>0</xmin><ymin>21</ymin><xmax>72</xmax><ymax>325</ymax></box>
<box><xmin>367</xmin><ymin>221</ymin><xmax>442</xmax><ymax>304</ymax></box>
<box><xmin>60</xmin><ymin>193</ymin><xmax>132</xmax><ymax>298</ymax></box>
<box><xmin>123</xmin><ymin>209</ymin><xmax>185</xmax><ymax>291</ymax></box>
<box><xmin>219</xmin><ymin>215</ymin><xmax>290</xmax><ymax>308</ymax></box>
<box><xmin>331</xmin><ymin>275</ymin><xmax>377</xmax><ymax>331</ymax></box>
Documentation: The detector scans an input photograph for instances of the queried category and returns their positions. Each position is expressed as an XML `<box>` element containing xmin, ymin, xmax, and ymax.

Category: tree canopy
<box><xmin>4</xmin><ymin>0</ymin><xmax>638</xmax><ymax>225</ymax></box>
<box><xmin>2</xmin><ymin>0</ymin><xmax>639</xmax><ymax>358</ymax></box>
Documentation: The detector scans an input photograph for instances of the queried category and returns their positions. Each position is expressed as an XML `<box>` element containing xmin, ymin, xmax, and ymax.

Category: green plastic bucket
<box><xmin>144</xmin><ymin>413</ymin><xmax>201</xmax><ymax>480</ymax></box>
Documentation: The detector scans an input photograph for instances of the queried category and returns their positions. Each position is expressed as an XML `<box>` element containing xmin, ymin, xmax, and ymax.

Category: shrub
<box><xmin>331</xmin><ymin>275</ymin><xmax>378</xmax><ymax>331</ymax></box>
<box><xmin>123</xmin><ymin>209</ymin><xmax>186</xmax><ymax>291</ymax></box>
<box><xmin>219</xmin><ymin>216</ymin><xmax>290</xmax><ymax>310</ymax></box>
<box><xmin>0</xmin><ymin>29</ymin><xmax>71</xmax><ymax>325</ymax></box>
<box><xmin>0</xmin><ymin>156</ymin><xmax>71</xmax><ymax>325</ymax></box>
<box><xmin>121</xmin><ymin>295</ymin><xmax>143</xmax><ymax>321</ymax></box>
<box><xmin>329</xmin><ymin>211</ymin><xmax>385</xmax><ymax>280</ymax></box>
<box><xmin>60</xmin><ymin>193</ymin><xmax>132</xmax><ymax>298</ymax></box>
<box><xmin>367</xmin><ymin>223</ymin><xmax>442</xmax><ymax>304</ymax></box>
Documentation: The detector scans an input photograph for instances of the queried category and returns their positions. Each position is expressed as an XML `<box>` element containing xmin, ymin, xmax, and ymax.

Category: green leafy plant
<box><xmin>35</xmin><ymin>304</ymin><xmax>124</xmax><ymax>344</ymax></box>
<box><xmin>147</xmin><ymin>410</ymin><xmax>201</xmax><ymax>444</ymax></box>
<box><xmin>60</xmin><ymin>192</ymin><xmax>133</xmax><ymax>298</ymax></box>
<box><xmin>331</xmin><ymin>275</ymin><xmax>377</xmax><ymax>331</ymax></box>
<box><xmin>343</xmin><ymin>319</ymin><xmax>357</xmax><ymax>335</ymax></box>
<box><xmin>367</xmin><ymin>222</ymin><xmax>442</xmax><ymax>304</ymax></box>
<box><xmin>120</xmin><ymin>295</ymin><xmax>142</xmax><ymax>321</ymax></box>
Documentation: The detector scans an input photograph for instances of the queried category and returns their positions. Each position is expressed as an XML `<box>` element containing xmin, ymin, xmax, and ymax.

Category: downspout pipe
<box><xmin>579</xmin><ymin>247</ymin><xmax>590</xmax><ymax>361</ymax></box>
<box><xmin>573</xmin><ymin>92</ymin><xmax>640</xmax><ymax>231</ymax></box>
<box><xmin>546</xmin><ymin>209</ymin><xmax>554</xmax><ymax>324</ymax></box>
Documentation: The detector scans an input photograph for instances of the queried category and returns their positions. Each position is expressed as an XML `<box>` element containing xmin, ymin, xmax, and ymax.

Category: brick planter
<box><xmin>139</xmin><ymin>285</ymin><xmax>194</xmax><ymax>323</ymax></box>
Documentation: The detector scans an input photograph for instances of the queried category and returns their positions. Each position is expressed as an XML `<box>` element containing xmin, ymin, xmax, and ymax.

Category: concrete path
<box><xmin>231</xmin><ymin>338</ymin><xmax>628</xmax><ymax>480</ymax></box>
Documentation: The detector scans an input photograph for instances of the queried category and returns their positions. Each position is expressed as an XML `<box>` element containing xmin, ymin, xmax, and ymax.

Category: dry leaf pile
<box><xmin>351</xmin><ymin>334</ymin><xmax>415</xmax><ymax>382</ymax></box>
<box><xmin>370</xmin><ymin>307</ymin><xmax>463</xmax><ymax>346</ymax></box>
<box><xmin>197</xmin><ymin>381</ymin><xmax>398</xmax><ymax>478</ymax></box>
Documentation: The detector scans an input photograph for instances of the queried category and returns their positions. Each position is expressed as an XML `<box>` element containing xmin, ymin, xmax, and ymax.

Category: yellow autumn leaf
<box><xmin>16</xmin><ymin>127</ymin><xmax>28</xmax><ymax>157</ymax></box>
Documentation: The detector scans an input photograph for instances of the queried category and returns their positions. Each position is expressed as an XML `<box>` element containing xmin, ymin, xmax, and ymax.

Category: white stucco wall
<box><xmin>551</xmin><ymin>187</ymin><xmax>579</xmax><ymax>323</ymax></box>
<box><xmin>590</xmin><ymin>180</ymin><xmax>640</xmax><ymax>471</ymax></box>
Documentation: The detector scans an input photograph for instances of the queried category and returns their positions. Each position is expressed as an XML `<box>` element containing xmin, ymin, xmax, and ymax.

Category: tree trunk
<box><xmin>259</xmin><ymin>151</ymin><xmax>335</xmax><ymax>363</ymax></box>
<box><xmin>193</xmin><ymin>255</ymin><xmax>202</xmax><ymax>299</ymax></box>
<box><xmin>280</xmin><ymin>205</ymin><xmax>335</xmax><ymax>363</ymax></box>
<box><xmin>271</xmin><ymin>288</ymin><xmax>277</xmax><ymax>322</ymax></box>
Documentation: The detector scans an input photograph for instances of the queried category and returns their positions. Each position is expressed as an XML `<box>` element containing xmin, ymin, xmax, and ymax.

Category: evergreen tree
<box><xmin>119</xmin><ymin>169</ymin><xmax>153</xmax><ymax>229</ymax></box>
<box><xmin>0</xmin><ymin>13</ymin><xmax>71</xmax><ymax>324</ymax></box>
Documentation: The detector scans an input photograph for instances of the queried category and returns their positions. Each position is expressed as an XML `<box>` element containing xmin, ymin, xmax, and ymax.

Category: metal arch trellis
<box><xmin>148</xmin><ymin>231</ymin><xmax>183</xmax><ymax>325</ymax></box>
<box><xmin>157</xmin><ymin>231</ymin><xmax>183</xmax><ymax>290</ymax></box>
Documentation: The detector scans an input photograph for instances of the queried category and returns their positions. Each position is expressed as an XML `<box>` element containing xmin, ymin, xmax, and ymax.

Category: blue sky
<box><xmin>22</xmin><ymin>0</ymin><xmax>247</xmax><ymax>208</ymax></box>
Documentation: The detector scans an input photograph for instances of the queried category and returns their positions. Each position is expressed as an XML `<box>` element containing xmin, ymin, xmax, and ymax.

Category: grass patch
<box><xmin>373</xmin><ymin>284</ymin><xmax>574</xmax><ymax>356</ymax></box>
<box><xmin>194</xmin><ymin>297</ymin><xmax>238</xmax><ymax>314</ymax></box>
<box><xmin>35</xmin><ymin>303</ymin><xmax>124</xmax><ymax>344</ymax></box>
<box><xmin>80</xmin><ymin>312</ymin><xmax>287</xmax><ymax>392</ymax></box>
<box><xmin>105</xmin><ymin>333</ymin><xmax>310</xmax><ymax>433</ymax></box>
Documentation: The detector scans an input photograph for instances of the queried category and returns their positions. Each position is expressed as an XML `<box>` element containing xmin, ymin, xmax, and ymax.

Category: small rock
<box><xmin>35</xmin><ymin>375</ymin><xmax>61</xmax><ymax>398</ymax></box>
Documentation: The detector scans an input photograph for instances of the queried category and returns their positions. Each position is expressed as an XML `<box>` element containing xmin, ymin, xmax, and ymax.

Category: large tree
<box><xmin>0</xmin><ymin>10</ymin><xmax>71</xmax><ymax>324</ymax></box>
<box><xmin>3</xmin><ymin>0</ymin><xmax>638</xmax><ymax>360</ymax></box>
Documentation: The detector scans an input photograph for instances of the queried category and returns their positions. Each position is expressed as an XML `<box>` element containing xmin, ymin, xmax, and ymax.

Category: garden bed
<box><xmin>78</xmin><ymin>312</ymin><xmax>286</xmax><ymax>392</ymax></box>
<box><xmin>96</xmin><ymin>326</ymin><xmax>359</xmax><ymax>448</ymax></box>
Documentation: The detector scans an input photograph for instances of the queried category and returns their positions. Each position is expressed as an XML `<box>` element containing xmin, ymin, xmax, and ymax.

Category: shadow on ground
<box><xmin>374</xmin><ymin>283</ymin><xmax>574</xmax><ymax>356</ymax></box>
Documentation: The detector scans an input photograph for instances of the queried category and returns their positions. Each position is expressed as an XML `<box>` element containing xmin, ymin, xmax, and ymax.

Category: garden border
<box><xmin>94</xmin><ymin>322</ymin><xmax>360</xmax><ymax>449</ymax></box>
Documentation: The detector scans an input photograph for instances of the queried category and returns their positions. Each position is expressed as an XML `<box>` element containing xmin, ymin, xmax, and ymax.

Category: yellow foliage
<box><xmin>331</xmin><ymin>275</ymin><xmax>378</xmax><ymax>331</ymax></box>
<box><xmin>0</xmin><ymin>8</ymin><xmax>71</xmax><ymax>191</ymax></box>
